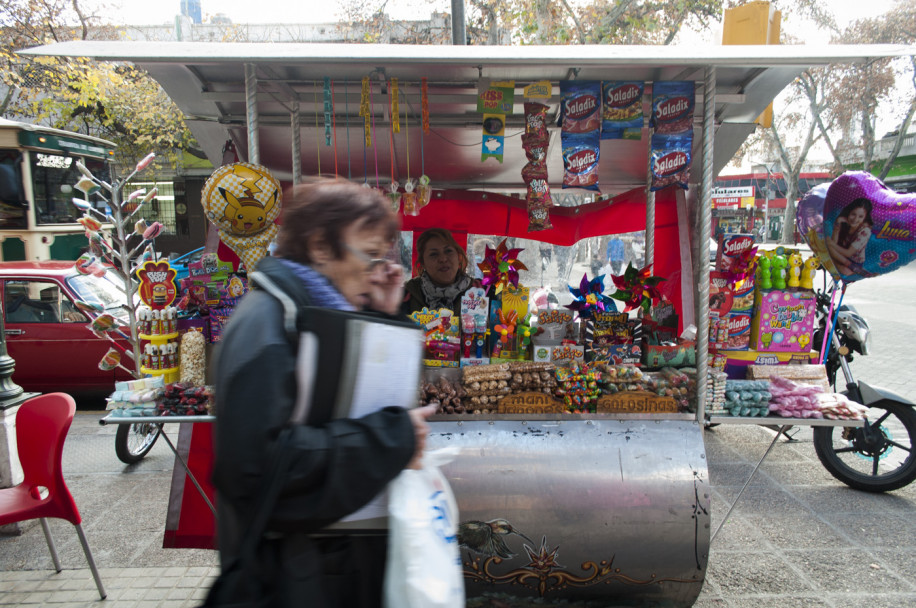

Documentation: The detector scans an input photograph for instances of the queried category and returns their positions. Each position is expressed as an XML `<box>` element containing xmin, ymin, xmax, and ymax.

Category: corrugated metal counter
<box><xmin>428</xmin><ymin>414</ymin><xmax>709</xmax><ymax>608</ymax></box>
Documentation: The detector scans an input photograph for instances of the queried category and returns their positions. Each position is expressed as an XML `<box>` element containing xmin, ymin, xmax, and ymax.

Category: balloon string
<box><xmin>313</xmin><ymin>81</ymin><xmax>321</xmax><ymax>176</ymax></box>
<box><xmin>405</xmin><ymin>90</ymin><xmax>410</xmax><ymax>179</ymax></box>
<box><xmin>420</xmin><ymin>107</ymin><xmax>425</xmax><ymax>176</ymax></box>
<box><xmin>345</xmin><ymin>80</ymin><xmax>351</xmax><ymax>180</ymax></box>
<box><xmin>820</xmin><ymin>281</ymin><xmax>846</xmax><ymax>364</ymax></box>
<box><xmin>331</xmin><ymin>80</ymin><xmax>338</xmax><ymax>177</ymax></box>
<box><xmin>369</xmin><ymin>79</ymin><xmax>379</xmax><ymax>189</ymax></box>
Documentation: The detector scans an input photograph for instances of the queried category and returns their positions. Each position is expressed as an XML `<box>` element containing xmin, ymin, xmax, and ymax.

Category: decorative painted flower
<box><xmin>565</xmin><ymin>274</ymin><xmax>616</xmax><ymax>320</ymax></box>
<box><xmin>478</xmin><ymin>239</ymin><xmax>528</xmax><ymax>295</ymax></box>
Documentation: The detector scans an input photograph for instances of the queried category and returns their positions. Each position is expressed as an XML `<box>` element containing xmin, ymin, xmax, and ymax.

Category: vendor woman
<box><xmin>401</xmin><ymin>228</ymin><xmax>474</xmax><ymax>316</ymax></box>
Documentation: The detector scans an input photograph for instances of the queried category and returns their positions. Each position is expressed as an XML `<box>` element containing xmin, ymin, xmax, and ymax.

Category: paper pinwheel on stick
<box><xmin>478</xmin><ymin>239</ymin><xmax>528</xmax><ymax>296</ymax></box>
<box><xmin>565</xmin><ymin>274</ymin><xmax>617</xmax><ymax>320</ymax></box>
<box><xmin>609</xmin><ymin>264</ymin><xmax>665</xmax><ymax>313</ymax></box>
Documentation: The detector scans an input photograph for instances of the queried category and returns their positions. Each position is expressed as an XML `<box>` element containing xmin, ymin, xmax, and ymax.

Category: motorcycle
<box><xmin>115</xmin><ymin>422</ymin><xmax>161</xmax><ymax>464</ymax></box>
<box><xmin>810</xmin><ymin>281</ymin><xmax>916</xmax><ymax>492</ymax></box>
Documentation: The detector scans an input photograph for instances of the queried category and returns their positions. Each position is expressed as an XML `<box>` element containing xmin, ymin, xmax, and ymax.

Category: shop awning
<box><xmin>18</xmin><ymin>42</ymin><xmax>914</xmax><ymax>198</ymax></box>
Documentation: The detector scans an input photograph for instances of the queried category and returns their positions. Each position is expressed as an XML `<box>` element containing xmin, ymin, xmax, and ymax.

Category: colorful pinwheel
<box><xmin>478</xmin><ymin>239</ymin><xmax>528</xmax><ymax>295</ymax></box>
<box><xmin>726</xmin><ymin>246</ymin><xmax>758</xmax><ymax>288</ymax></box>
<box><xmin>494</xmin><ymin>309</ymin><xmax>518</xmax><ymax>344</ymax></box>
<box><xmin>565</xmin><ymin>273</ymin><xmax>617</xmax><ymax>320</ymax></box>
<box><xmin>517</xmin><ymin>313</ymin><xmax>543</xmax><ymax>348</ymax></box>
<box><xmin>609</xmin><ymin>264</ymin><xmax>666</xmax><ymax>313</ymax></box>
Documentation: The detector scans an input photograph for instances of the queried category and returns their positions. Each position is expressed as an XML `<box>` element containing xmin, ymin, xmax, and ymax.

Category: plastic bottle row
<box><xmin>142</xmin><ymin>342</ymin><xmax>179</xmax><ymax>371</ymax></box>
<box><xmin>138</xmin><ymin>306</ymin><xmax>179</xmax><ymax>337</ymax></box>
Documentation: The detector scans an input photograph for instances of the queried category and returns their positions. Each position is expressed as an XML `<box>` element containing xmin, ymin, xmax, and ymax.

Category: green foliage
<box><xmin>1</xmin><ymin>0</ymin><xmax>199</xmax><ymax>171</ymax></box>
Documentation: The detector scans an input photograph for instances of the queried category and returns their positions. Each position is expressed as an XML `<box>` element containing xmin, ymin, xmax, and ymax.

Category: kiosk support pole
<box><xmin>644</xmin><ymin>116</ymin><xmax>655</xmax><ymax>270</ymax></box>
<box><xmin>695</xmin><ymin>66</ymin><xmax>715</xmax><ymax>423</ymax></box>
<box><xmin>245</xmin><ymin>63</ymin><xmax>260</xmax><ymax>165</ymax></box>
<box><xmin>291</xmin><ymin>101</ymin><xmax>302</xmax><ymax>184</ymax></box>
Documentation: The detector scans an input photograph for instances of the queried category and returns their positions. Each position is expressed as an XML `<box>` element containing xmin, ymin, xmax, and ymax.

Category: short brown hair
<box><xmin>274</xmin><ymin>178</ymin><xmax>400</xmax><ymax>263</ymax></box>
<box><xmin>414</xmin><ymin>228</ymin><xmax>469</xmax><ymax>276</ymax></box>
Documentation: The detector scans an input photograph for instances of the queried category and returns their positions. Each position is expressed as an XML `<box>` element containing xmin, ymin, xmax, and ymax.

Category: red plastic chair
<box><xmin>0</xmin><ymin>393</ymin><xmax>106</xmax><ymax>599</ymax></box>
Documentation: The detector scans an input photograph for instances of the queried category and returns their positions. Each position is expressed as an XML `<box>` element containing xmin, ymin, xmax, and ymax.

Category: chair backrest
<box><xmin>15</xmin><ymin>392</ymin><xmax>81</xmax><ymax>525</ymax></box>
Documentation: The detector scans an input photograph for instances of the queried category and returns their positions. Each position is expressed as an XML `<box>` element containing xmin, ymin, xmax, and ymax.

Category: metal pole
<box><xmin>695</xmin><ymin>66</ymin><xmax>716</xmax><ymax>424</ymax></box>
<box><xmin>644</xmin><ymin>86</ymin><xmax>655</xmax><ymax>270</ymax></box>
<box><xmin>245</xmin><ymin>63</ymin><xmax>260</xmax><ymax>165</ymax></box>
<box><xmin>451</xmin><ymin>0</ymin><xmax>466</xmax><ymax>45</ymax></box>
<box><xmin>291</xmin><ymin>101</ymin><xmax>302</xmax><ymax>185</ymax></box>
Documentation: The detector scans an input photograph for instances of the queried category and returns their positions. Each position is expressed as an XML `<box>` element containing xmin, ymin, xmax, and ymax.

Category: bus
<box><xmin>0</xmin><ymin>117</ymin><xmax>116</xmax><ymax>261</ymax></box>
<box><xmin>712</xmin><ymin>170</ymin><xmax>834</xmax><ymax>242</ymax></box>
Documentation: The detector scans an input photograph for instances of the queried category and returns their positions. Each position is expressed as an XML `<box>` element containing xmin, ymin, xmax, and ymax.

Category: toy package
<box><xmin>409</xmin><ymin>307</ymin><xmax>461</xmax><ymax>367</ymax></box>
<box><xmin>750</xmin><ymin>290</ymin><xmax>816</xmax><ymax>353</ymax></box>
<box><xmin>588</xmin><ymin>311</ymin><xmax>641</xmax><ymax>365</ymax></box>
<box><xmin>460</xmin><ymin>288</ymin><xmax>490</xmax><ymax>367</ymax></box>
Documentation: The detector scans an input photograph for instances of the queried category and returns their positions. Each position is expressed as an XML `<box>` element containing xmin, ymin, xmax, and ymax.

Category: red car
<box><xmin>0</xmin><ymin>261</ymin><xmax>134</xmax><ymax>396</ymax></box>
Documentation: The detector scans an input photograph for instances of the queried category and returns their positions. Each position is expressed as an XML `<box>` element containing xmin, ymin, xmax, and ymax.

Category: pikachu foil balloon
<box><xmin>201</xmin><ymin>163</ymin><xmax>282</xmax><ymax>272</ymax></box>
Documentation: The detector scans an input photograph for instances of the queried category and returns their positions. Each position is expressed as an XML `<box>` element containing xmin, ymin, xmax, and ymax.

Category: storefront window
<box><xmin>0</xmin><ymin>150</ymin><xmax>27</xmax><ymax>229</ymax></box>
<box><xmin>31</xmin><ymin>153</ymin><xmax>110</xmax><ymax>225</ymax></box>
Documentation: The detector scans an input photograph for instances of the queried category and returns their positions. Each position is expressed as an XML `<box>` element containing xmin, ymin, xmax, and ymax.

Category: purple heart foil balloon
<box><xmin>796</xmin><ymin>183</ymin><xmax>844</xmax><ymax>280</ymax></box>
<box><xmin>821</xmin><ymin>171</ymin><xmax>916</xmax><ymax>282</ymax></box>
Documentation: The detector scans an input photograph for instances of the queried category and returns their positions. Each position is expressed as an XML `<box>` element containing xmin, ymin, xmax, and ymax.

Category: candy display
<box><xmin>507</xmin><ymin>361</ymin><xmax>557</xmax><ymax>393</ymax></box>
<box><xmin>179</xmin><ymin>330</ymin><xmax>207</xmax><ymax>387</ymax></box>
<box><xmin>722</xmin><ymin>379</ymin><xmax>772</xmax><ymax>417</ymax></box>
<box><xmin>522</xmin><ymin>102</ymin><xmax>553</xmax><ymax>231</ymax></box>
<box><xmin>750</xmin><ymin>289</ymin><xmax>816</xmax><ymax>353</ymax></box>
<box><xmin>706</xmin><ymin>370</ymin><xmax>729</xmax><ymax>416</ymax></box>
<box><xmin>462</xmin><ymin>363</ymin><xmax>513</xmax><ymax>412</ymax></box>
<box><xmin>555</xmin><ymin>362</ymin><xmax>601</xmax><ymax>412</ymax></box>
<box><xmin>155</xmin><ymin>383</ymin><xmax>214</xmax><ymax>416</ymax></box>
<box><xmin>766</xmin><ymin>375</ymin><xmax>825</xmax><ymax>418</ymax></box>
<box><xmin>420</xmin><ymin>376</ymin><xmax>469</xmax><ymax>414</ymax></box>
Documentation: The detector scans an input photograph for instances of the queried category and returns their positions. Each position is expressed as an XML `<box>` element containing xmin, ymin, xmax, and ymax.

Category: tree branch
<box><xmin>557</xmin><ymin>0</ymin><xmax>586</xmax><ymax>43</ymax></box>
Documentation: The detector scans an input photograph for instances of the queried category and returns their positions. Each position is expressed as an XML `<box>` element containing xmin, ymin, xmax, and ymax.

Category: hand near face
<box><xmin>367</xmin><ymin>261</ymin><xmax>404</xmax><ymax>315</ymax></box>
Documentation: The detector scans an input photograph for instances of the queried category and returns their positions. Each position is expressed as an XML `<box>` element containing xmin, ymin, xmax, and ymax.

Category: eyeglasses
<box><xmin>344</xmin><ymin>243</ymin><xmax>388</xmax><ymax>272</ymax></box>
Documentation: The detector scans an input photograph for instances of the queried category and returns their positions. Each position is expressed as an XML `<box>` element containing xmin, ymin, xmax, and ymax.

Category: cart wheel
<box><xmin>115</xmin><ymin>423</ymin><xmax>162</xmax><ymax>464</ymax></box>
<box><xmin>813</xmin><ymin>401</ymin><xmax>916</xmax><ymax>492</ymax></box>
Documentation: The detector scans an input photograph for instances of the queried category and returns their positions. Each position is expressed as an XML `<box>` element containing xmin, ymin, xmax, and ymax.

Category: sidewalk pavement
<box><xmin>1</xmin><ymin>413</ymin><xmax>915</xmax><ymax>607</ymax></box>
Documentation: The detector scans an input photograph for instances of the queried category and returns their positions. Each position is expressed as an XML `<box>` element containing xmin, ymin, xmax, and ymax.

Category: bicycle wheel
<box><xmin>813</xmin><ymin>401</ymin><xmax>916</xmax><ymax>492</ymax></box>
<box><xmin>115</xmin><ymin>423</ymin><xmax>162</xmax><ymax>464</ymax></box>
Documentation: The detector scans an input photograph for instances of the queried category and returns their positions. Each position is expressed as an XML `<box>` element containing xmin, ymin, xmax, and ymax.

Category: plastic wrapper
<box><xmin>560</xmin><ymin>81</ymin><xmax>601</xmax><ymax>134</ymax></box>
<box><xmin>601</xmin><ymin>81</ymin><xmax>644</xmax><ymax>140</ymax></box>
<box><xmin>650</xmin><ymin>81</ymin><xmax>695</xmax><ymax>136</ymax></box>
<box><xmin>562</xmin><ymin>133</ymin><xmax>600</xmax><ymax>191</ymax></box>
<box><xmin>649</xmin><ymin>134</ymin><xmax>691</xmax><ymax>191</ymax></box>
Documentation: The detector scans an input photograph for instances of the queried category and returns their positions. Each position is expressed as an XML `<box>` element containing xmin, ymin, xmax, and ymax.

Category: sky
<box><xmin>106</xmin><ymin>0</ymin><xmax>897</xmax><ymax>31</ymax></box>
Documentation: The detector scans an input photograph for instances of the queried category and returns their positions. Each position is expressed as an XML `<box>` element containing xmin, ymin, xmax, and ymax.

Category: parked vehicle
<box><xmin>0</xmin><ymin>261</ymin><xmax>160</xmax><ymax>464</ymax></box>
<box><xmin>169</xmin><ymin>246</ymin><xmax>204</xmax><ymax>284</ymax></box>
<box><xmin>811</xmin><ymin>282</ymin><xmax>916</xmax><ymax>492</ymax></box>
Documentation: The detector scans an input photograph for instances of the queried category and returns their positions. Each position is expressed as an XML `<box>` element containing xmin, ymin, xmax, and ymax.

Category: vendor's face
<box><xmin>422</xmin><ymin>236</ymin><xmax>461</xmax><ymax>286</ymax></box>
<box><xmin>314</xmin><ymin>220</ymin><xmax>390</xmax><ymax>310</ymax></box>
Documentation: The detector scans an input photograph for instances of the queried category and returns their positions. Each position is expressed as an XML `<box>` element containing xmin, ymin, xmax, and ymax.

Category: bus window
<box><xmin>31</xmin><ymin>153</ymin><xmax>110</xmax><ymax>225</ymax></box>
<box><xmin>0</xmin><ymin>150</ymin><xmax>27</xmax><ymax>229</ymax></box>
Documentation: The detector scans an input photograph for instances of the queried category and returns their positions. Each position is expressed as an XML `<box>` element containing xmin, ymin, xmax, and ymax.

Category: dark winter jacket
<box><xmin>399</xmin><ymin>275</ymin><xmax>469</xmax><ymax>318</ymax></box>
<box><xmin>212</xmin><ymin>255</ymin><xmax>416</xmax><ymax>608</ymax></box>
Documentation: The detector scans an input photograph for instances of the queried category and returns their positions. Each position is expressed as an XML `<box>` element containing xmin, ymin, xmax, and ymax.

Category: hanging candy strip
<box><xmin>609</xmin><ymin>263</ymin><xmax>666</xmax><ymax>313</ymax></box>
<box><xmin>313</xmin><ymin>81</ymin><xmax>322</xmax><ymax>175</ymax></box>
<box><xmin>421</xmin><ymin>77</ymin><xmax>429</xmax><ymax>133</ymax></box>
<box><xmin>565</xmin><ymin>273</ymin><xmax>617</xmax><ymax>321</ymax></box>
<box><xmin>331</xmin><ymin>80</ymin><xmax>339</xmax><ymax>176</ymax></box>
<box><xmin>390</xmin><ymin>78</ymin><xmax>400</xmax><ymax>133</ymax></box>
<box><xmin>323</xmin><ymin>77</ymin><xmax>332</xmax><ymax>146</ymax></box>
<box><xmin>477</xmin><ymin>239</ymin><xmax>528</xmax><ymax>296</ymax></box>
<box><xmin>369</xmin><ymin>77</ymin><xmax>380</xmax><ymax>188</ymax></box>
<box><xmin>360</xmin><ymin>76</ymin><xmax>372</xmax><ymax>148</ymax></box>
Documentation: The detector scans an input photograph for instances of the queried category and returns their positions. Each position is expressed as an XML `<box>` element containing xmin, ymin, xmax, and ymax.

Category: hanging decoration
<box><xmin>390</xmin><ymin>78</ymin><xmax>400</xmax><ymax>133</ymax></box>
<box><xmin>360</xmin><ymin>76</ymin><xmax>372</xmax><ymax>147</ymax></box>
<box><xmin>201</xmin><ymin>162</ymin><xmax>283</xmax><ymax>272</ymax></box>
<box><xmin>609</xmin><ymin>264</ymin><xmax>666</xmax><ymax>313</ymax></box>
<box><xmin>421</xmin><ymin>77</ymin><xmax>429</xmax><ymax>133</ymax></box>
<box><xmin>478</xmin><ymin>80</ymin><xmax>514</xmax><ymax>164</ymax></box>
<box><xmin>386</xmin><ymin>180</ymin><xmax>401</xmax><ymax>213</ymax></box>
<box><xmin>565</xmin><ymin>274</ymin><xmax>617</xmax><ymax>320</ymax></box>
<box><xmin>478</xmin><ymin>239</ymin><xmax>528</xmax><ymax>296</ymax></box>
<box><xmin>323</xmin><ymin>77</ymin><xmax>332</xmax><ymax>146</ymax></box>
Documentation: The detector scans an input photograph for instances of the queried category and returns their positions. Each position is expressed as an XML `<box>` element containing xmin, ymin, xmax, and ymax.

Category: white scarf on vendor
<box><xmin>420</xmin><ymin>271</ymin><xmax>472</xmax><ymax>310</ymax></box>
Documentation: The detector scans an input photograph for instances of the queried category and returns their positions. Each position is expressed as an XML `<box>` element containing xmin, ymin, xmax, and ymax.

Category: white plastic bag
<box><xmin>384</xmin><ymin>447</ymin><xmax>464</xmax><ymax>608</ymax></box>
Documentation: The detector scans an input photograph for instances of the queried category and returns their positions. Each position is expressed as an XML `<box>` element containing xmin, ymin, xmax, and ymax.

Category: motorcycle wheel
<box><xmin>813</xmin><ymin>401</ymin><xmax>916</xmax><ymax>492</ymax></box>
<box><xmin>115</xmin><ymin>423</ymin><xmax>162</xmax><ymax>464</ymax></box>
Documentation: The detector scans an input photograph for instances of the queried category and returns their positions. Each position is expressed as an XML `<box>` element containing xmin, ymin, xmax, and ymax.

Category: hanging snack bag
<box><xmin>601</xmin><ymin>81</ymin><xmax>644</xmax><ymax>140</ymax></box>
<box><xmin>650</xmin><ymin>81</ymin><xmax>695</xmax><ymax>136</ymax></box>
<box><xmin>559</xmin><ymin>81</ymin><xmax>601</xmax><ymax>134</ymax></box>
<box><xmin>561</xmin><ymin>133</ymin><xmax>600</xmax><ymax>191</ymax></box>
<box><xmin>649</xmin><ymin>134</ymin><xmax>691</xmax><ymax>191</ymax></box>
<box><xmin>524</xmin><ymin>102</ymin><xmax>550</xmax><ymax>138</ymax></box>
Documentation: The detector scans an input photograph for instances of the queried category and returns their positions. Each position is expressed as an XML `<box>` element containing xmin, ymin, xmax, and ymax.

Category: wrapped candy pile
<box><xmin>706</xmin><ymin>370</ymin><xmax>728</xmax><ymax>416</ymax></box>
<box><xmin>767</xmin><ymin>376</ymin><xmax>867</xmax><ymax>420</ymax></box>
<box><xmin>723</xmin><ymin>379</ymin><xmax>771</xmax><ymax>417</ymax></box>
<box><xmin>645</xmin><ymin>367</ymin><xmax>694</xmax><ymax>412</ymax></box>
<box><xmin>155</xmin><ymin>382</ymin><xmax>214</xmax><ymax>416</ymax></box>
<box><xmin>555</xmin><ymin>362</ymin><xmax>601</xmax><ymax>413</ymax></box>
<box><xmin>592</xmin><ymin>364</ymin><xmax>646</xmax><ymax>393</ymax></box>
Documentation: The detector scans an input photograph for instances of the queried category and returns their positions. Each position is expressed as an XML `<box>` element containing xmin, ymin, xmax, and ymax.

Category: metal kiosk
<box><xmin>32</xmin><ymin>41</ymin><xmax>911</xmax><ymax>607</ymax></box>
